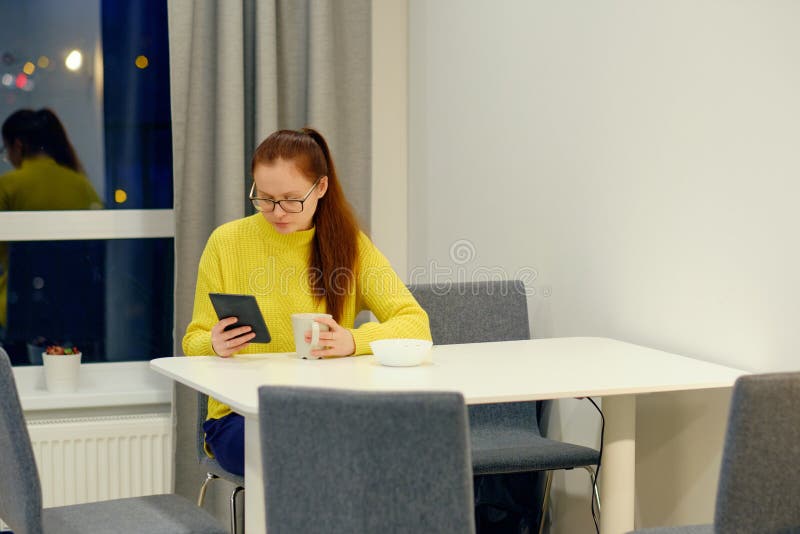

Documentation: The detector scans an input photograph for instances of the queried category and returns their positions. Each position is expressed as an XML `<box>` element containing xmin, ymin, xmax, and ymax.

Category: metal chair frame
<box><xmin>196</xmin><ymin>392</ymin><xmax>245</xmax><ymax>534</ymax></box>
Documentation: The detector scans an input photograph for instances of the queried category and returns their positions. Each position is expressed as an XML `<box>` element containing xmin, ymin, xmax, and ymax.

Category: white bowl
<box><xmin>370</xmin><ymin>339</ymin><xmax>433</xmax><ymax>367</ymax></box>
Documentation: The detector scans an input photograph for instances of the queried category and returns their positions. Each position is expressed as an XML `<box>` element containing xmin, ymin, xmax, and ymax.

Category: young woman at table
<box><xmin>182</xmin><ymin>127</ymin><xmax>431</xmax><ymax>476</ymax></box>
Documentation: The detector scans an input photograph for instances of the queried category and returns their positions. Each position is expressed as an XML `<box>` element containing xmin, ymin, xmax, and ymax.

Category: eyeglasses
<box><xmin>249</xmin><ymin>177</ymin><xmax>322</xmax><ymax>213</ymax></box>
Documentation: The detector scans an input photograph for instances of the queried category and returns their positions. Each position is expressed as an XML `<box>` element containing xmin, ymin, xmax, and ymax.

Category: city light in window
<box><xmin>65</xmin><ymin>49</ymin><xmax>83</xmax><ymax>71</ymax></box>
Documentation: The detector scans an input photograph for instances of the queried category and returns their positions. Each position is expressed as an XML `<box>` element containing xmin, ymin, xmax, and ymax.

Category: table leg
<box><xmin>599</xmin><ymin>395</ymin><xmax>636</xmax><ymax>534</ymax></box>
<box><xmin>244</xmin><ymin>414</ymin><xmax>266</xmax><ymax>534</ymax></box>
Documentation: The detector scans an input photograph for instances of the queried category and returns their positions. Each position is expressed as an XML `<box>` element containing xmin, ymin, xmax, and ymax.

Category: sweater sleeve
<box><xmin>349</xmin><ymin>234</ymin><xmax>432</xmax><ymax>355</ymax></box>
<box><xmin>181</xmin><ymin>231</ymin><xmax>223</xmax><ymax>356</ymax></box>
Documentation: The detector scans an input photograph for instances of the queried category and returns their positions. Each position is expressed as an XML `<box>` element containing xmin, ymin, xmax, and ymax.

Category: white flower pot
<box><xmin>42</xmin><ymin>352</ymin><xmax>82</xmax><ymax>393</ymax></box>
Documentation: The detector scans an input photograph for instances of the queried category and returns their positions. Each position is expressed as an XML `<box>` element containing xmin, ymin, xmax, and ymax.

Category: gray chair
<box><xmin>629</xmin><ymin>372</ymin><xmax>800</xmax><ymax>534</ymax></box>
<box><xmin>409</xmin><ymin>279</ymin><xmax>601</xmax><ymax>532</ymax></box>
<box><xmin>257</xmin><ymin>386</ymin><xmax>476</xmax><ymax>534</ymax></box>
<box><xmin>196</xmin><ymin>393</ymin><xmax>244</xmax><ymax>534</ymax></box>
<box><xmin>0</xmin><ymin>347</ymin><xmax>227</xmax><ymax>534</ymax></box>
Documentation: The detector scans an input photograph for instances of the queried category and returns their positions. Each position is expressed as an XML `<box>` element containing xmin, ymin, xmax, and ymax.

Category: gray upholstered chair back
<box><xmin>0</xmin><ymin>347</ymin><xmax>44</xmax><ymax>534</ymax></box>
<box><xmin>714</xmin><ymin>372</ymin><xmax>800</xmax><ymax>533</ymax></box>
<box><xmin>258</xmin><ymin>386</ymin><xmax>476</xmax><ymax>534</ymax></box>
<box><xmin>196</xmin><ymin>392</ymin><xmax>244</xmax><ymax>488</ymax></box>
<box><xmin>197</xmin><ymin>392</ymin><xmax>209</xmax><ymax>462</ymax></box>
<box><xmin>408</xmin><ymin>279</ymin><xmax>530</xmax><ymax>344</ymax></box>
<box><xmin>409</xmin><ymin>279</ymin><xmax>539</xmax><ymax>433</ymax></box>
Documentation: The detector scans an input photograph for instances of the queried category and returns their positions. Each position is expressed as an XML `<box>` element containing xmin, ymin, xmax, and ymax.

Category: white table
<box><xmin>151</xmin><ymin>337</ymin><xmax>747</xmax><ymax>534</ymax></box>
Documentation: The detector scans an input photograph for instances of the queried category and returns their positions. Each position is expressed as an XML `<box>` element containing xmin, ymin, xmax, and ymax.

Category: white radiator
<box><xmin>26</xmin><ymin>413</ymin><xmax>173</xmax><ymax>508</ymax></box>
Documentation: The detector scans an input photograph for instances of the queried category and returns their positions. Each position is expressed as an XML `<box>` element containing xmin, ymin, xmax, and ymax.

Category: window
<box><xmin>0</xmin><ymin>0</ymin><xmax>174</xmax><ymax>366</ymax></box>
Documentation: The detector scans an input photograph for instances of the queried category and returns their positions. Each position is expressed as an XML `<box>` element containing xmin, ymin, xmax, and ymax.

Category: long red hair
<box><xmin>251</xmin><ymin>128</ymin><xmax>360</xmax><ymax>322</ymax></box>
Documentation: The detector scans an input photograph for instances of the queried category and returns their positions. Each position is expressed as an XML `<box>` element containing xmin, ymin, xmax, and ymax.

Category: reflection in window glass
<box><xmin>1</xmin><ymin>0</ymin><xmax>174</xmax><ymax>366</ymax></box>
<box><xmin>0</xmin><ymin>0</ymin><xmax>173</xmax><ymax>209</ymax></box>
<box><xmin>1</xmin><ymin>238</ymin><xmax>174</xmax><ymax>366</ymax></box>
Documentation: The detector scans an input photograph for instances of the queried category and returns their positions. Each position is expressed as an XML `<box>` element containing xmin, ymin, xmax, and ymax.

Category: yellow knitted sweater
<box><xmin>182</xmin><ymin>213</ymin><xmax>431</xmax><ymax>421</ymax></box>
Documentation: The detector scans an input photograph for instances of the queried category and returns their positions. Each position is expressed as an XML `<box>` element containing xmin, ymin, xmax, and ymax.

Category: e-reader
<box><xmin>208</xmin><ymin>293</ymin><xmax>271</xmax><ymax>343</ymax></box>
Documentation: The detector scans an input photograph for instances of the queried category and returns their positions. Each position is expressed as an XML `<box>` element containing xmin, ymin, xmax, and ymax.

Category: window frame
<box><xmin>0</xmin><ymin>210</ymin><xmax>174</xmax><ymax>241</ymax></box>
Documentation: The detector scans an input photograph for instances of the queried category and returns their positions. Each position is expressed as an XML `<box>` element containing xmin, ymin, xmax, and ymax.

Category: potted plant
<box><xmin>42</xmin><ymin>344</ymin><xmax>82</xmax><ymax>393</ymax></box>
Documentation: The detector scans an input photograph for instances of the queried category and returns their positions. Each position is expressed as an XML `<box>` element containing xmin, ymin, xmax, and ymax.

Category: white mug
<box><xmin>291</xmin><ymin>313</ymin><xmax>332</xmax><ymax>359</ymax></box>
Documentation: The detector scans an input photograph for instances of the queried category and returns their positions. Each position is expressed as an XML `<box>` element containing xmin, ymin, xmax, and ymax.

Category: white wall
<box><xmin>371</xmin><ymin>0</ymin><xmax>408</xmax><ymax>278</ymax></box>
<box><xmin>408</xmin><ymin>0</ymin><xmax>800</xmax><ymax>530</ymax></box>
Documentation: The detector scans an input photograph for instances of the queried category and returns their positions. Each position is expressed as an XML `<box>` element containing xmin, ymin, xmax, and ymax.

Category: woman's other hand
<box><xmin>307</xmin><ymin>316</ymin><xmax>355</xmax><ymax>358</ymax></box>
<box><xmin>211</xmin><ymin>317</ymin><xmax>255</xmax><ymax>357</ymax></box>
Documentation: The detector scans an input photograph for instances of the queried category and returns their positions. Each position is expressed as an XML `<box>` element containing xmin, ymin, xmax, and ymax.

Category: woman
<box><xmin>0</xmin><ymin>108</ymin><xmax>102</xmax><ymax>333</ymax></box>
<box><xmin>0</xmin><ymin>108</ymin><xmax>101</xmax><ymax>211</ymax></box>
<box><xmin>183</xmin><ymin>128</ymin><xmax>431</xmax><ymax>475</ymax></box>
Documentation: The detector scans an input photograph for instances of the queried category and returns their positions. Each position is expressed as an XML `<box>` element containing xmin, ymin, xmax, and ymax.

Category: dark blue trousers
<box><xmin>202</xmin><ymin>412</ymin><xmax>245</xmax><ymax>477</ymax></box>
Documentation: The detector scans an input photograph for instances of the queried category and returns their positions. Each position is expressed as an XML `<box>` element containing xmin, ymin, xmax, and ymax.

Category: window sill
<box><xmin>0</xmin><ymin>209</ymin><xmax>174</xmax><ymax>241</ymax></box>
<box><xmin>14</xmin><ymin>361</ymin><xmax>172</xmax><ymax>412</ymax></box>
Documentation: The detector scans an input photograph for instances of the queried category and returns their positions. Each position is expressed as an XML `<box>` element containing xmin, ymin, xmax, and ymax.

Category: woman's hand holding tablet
<box><xmin>208</xmin><ymin>293</ymin><xmax>271</xmax><ymax>356</ymax></box>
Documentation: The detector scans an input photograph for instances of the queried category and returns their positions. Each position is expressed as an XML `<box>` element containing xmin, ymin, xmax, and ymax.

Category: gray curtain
<box><xmin>167</xmin><ymin>0</ymin><xmax>371</xmax><ymax>523</ymax></box>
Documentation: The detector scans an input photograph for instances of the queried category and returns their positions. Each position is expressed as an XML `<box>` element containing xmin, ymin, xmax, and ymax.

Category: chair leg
<box><xmin>198</xmin><ymin>472</ymin><xmax>219</xmax><ymax>506</ymax></box>
<box><xmin>535</xmin><ymin>467</ymin><xmax>600</xmax><ymax>534</ymax></box>
<box><xmin>537</xmin><ymin>470</ymin><xmax>554</xmax><ymax>534</ymax></box>
<box><xmin>582</xmin><ymin>465</ymin><xmax>601</xmax><ymax>515</ymax></box>
<box><xmin>230</xmin><ymin>485</ymin><xmax>245</xmax><ymax>534</ymax></box>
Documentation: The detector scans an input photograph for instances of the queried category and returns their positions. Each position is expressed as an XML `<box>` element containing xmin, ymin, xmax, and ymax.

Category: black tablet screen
<box><xmin>208</xmin><ymin>293</ymin><xmax>271</xmax><ymax>344</ymax></box>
